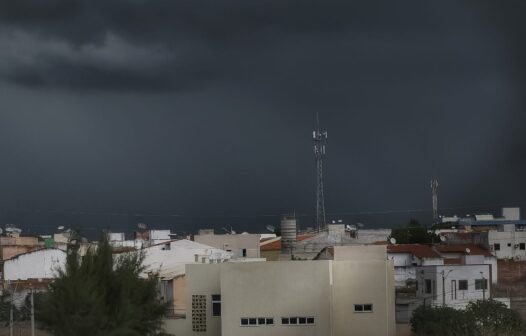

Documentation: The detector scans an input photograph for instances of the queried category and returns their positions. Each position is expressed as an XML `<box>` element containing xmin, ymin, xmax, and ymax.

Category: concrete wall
<box><xmin>333</xmin><ymin>245</ymin><xmax>387</xmax><ymax>261</ymax></box>
<box><xmin>489</xmin><ymin>230</ymin><xmax>526</xmax><ymax>260</ymax></box>
<box><xmin>4</xmin><ymin>249</ymin><xmax>66</xmax><ymax>280</ymax></box>
<box><xmin>195</xmin><ymin>234</ymin><xmax>260</xmax><ymax>258</ymax></box>
<box><xmin>221</xmin><ymin>261</ymin><xmax>331</xmax><ymax>336</ymax></box>
<box><xmin>332</xmin><ymin>260</ymin><xmax>396</xmax><ymax>336</ymax></box>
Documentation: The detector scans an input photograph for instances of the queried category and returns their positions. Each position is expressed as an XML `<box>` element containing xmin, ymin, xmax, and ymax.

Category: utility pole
<box><xmin>313</xmin><ymin>113</ymin><xmax>328</xmax><ymax>232</ymax></box>
<box><xmin>31</xmin><ymin>290</ymin><xmax>35</xmax><ymax>336</ymax></box>
<box><xmin>431</xmin><ymin>179</ymin><xmax>439</xmax><ymax>223</ymax></box>
<box><xmin>480</xmin><ymin>272</ymin><xmax>486</xmax><ymax>300</ymax></box>
<box><xmin>9</xmin><ymin>304</ymin><xmax>13</xmax><ymax>336</ymax></box>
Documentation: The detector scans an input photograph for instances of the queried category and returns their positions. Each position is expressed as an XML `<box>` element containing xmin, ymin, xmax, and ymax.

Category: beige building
<box><xmin>163</xmin><ymin>245</ymin><xmax>395</xmax><ymax>336</ymax></box>
<box><xmin>194</xmin><ymin>232</ymin><xmax>260</xmax><ymax>258</ymax></box>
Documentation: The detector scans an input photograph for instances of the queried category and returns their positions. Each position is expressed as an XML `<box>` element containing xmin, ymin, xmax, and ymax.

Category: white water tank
<box><xmin>281</xmin><ymin>215</ymin><xmax>297</xmax><ymax>252</ymax></box>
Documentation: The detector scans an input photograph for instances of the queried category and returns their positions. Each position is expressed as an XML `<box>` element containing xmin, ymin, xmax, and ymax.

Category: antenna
<box><xmin>266</xmin><ymin>225</ymin><xmax>275</xmax><ymax>233</ymax></box>
<box><xmin>431</xmin><ymin>178</ymin><xmax>439</xmax><ymax>222</ymax></box>
<box><xmin>313</xmin><ymin>113</ymin><xmax>328</xmax><ymax>232</ymax></box>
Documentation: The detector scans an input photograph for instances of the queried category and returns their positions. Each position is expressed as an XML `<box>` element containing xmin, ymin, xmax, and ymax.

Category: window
<box><xmin>241</xmin><ymin>317</ymin><xmax>274</xmax><ymax>326</ymax></box>
<box><xmin>475</xmin><ymin>279</ymin><xmax>488</xmax><ymax>290</ymax></box>
<box><xmin>459</xmin><ymin>280</ymin><xmax>468</xmax><ymax>290</ymax></box>
<box><xmin>354</xmin><ymin>304</ymin><xmax>373</xmax><ymax>313</ymax></box>
<box><xmin>281</xmin><ymin>317</ymin><xmax>315</xmax><ymax>325</ymax></box>
<box><xmin>520</xmin><ymin>243</ymin><xmax>525</xmax><ymax>250</ymax></box>
<box><xmin>508</xmin><ymin>243</ymin><xmax>512</xmax><ymax>247</ymax></box>
<box><xmin>494</xmin><ymin>243</ymin><xmax>500</xmax><ymax>251</ymax></box>
<box><xmin>425</xmin><ymin>279</ymin><xmax>432</xmax><ymax>294</ymax></box>
<box><xmin>242</xmin><ymin>248</ymin><xmax>247</xmax><ymax>257</ymax></box>
<box><xmin>211</xmin><ymin>294</ymin><xmax>221</xmax><ymax>317</ymax></box>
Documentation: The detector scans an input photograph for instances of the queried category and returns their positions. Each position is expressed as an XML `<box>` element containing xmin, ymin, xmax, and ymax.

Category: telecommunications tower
<box><xmin>313</xmin><ymin>114</ymin><xmax>328</xmax><ymax>232</ymax></box>
<box><xmin>431</xmin><ymin>178</ymin><xmax>439</xmax><ymax>222</ymax></box>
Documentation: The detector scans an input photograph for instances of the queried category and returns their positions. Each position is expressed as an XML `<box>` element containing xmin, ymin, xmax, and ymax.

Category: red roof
<box><xmin>387</xmin><ymin>244</ymin><xmax>441</xmax><ymax>259</ymax></box>
<box><xmin>260</xmin><ymin>235</ymin><xmax>314</xmax><ymax>251</ymax></box>
<box><xmin>434</xmin><ymin>244</ymin><xmax>492</xmax><ymax>257</ymax></box>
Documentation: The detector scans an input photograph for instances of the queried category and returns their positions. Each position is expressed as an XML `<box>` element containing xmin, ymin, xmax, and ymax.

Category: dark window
<box><xmin>281</xmin><ymin>318</ymin><xmax>289</xmax><ymax>325</ymax></box>
<box><xmin>425</xmin><ymin>279</ymin><xmax>432</xmax><ymax>294</ymax></box>
<box><xmin>354</xmin><ymin>304</ymin><xmax>364</xmax><ymax>312</ymax></box>
<box><xmin>241</xmin><ymin>318</ymin><xmax>248</xmax><ymax>326</ymax></box>
<box><xmin>289</xmin><ymin>317</ymin><xmax>297</xmax><ymax>324</ymax></box>
<box><xmin>307</xmin><ymin>317</ymin><xmax>315</xmax><ymax>324</ymax></box>
<box><xmin>242</xmin><ymin>248</ymin><xmax>247</xmax><ymax>257</ymax></box>
<box><xmin>475</xmin><ymin>279</ymin><xmax>488</xmax><ymax>290</ymax></box>
<box><xmin>212</xmin><ymin>294</ymin><xmax>221</xmax><ymax>317</ymax></box>
<box><xmin>258</xmin><ymin>318</ymin><xmax>265</xmax><ymax>325</ymax></box>
<box><xmin>299</xmin><ymin>317</ymin><xmax>306</xmax><ymax>324</ymax></box>
<box><xmin>520</xmin><ymin>243</ymin><xmax>525</xmax><ymax>250</ymax></box>
<box><xmin>508</xmin><ymin>243</ymin><xmax>512</xmax><ymax>247</ymax></box>
<box><xmin>363</xmin><ymin>304</ymin><xmax>373</xmax><ymax>312</ymax></box>
<box><xmin>494</xmin><ymin>243</ymin><xmax>500</xmax><ymax>251</ymax></box>
<box><xmin>459</xmin><ymin>280</ymin><xmax>468</xmax><ymax>290</ymax></box>
<box><xmin>249</xmin><ymin>318</ymin><xmax>257</xmax><ymax>325</ymax></box>
<box><xmin>266</xmin><ymin>318</ymin><xmax>274</xmax><ymax>325</ymax></box>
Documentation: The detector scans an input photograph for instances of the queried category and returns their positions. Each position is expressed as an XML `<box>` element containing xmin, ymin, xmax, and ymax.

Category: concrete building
<box><xmin>194</xmin><ymin>232</ymin><xmax>260</xmax><ymax>258</ymax></box>
<box><xmin>434</xmin><ymin>244</ymin><xmax>498</xmax><ymax>284</ymax></box>
<box><xmin>163</xmin><ymin>245</ymin><xmax>395</xmax><ymax>336</ymax></box>
<box><xmin>416</xmin><ymin>264</ymin><xmax>492</xmax><ymax>309</ymax></box>
<box><xmin>386</xmin><ymin>244</ymin><xmax>443</xmax><ymax>288</ymax></box>
<box><xmin>488</xmin><ymin>225</ymin><xmax>526</xmax><ymax>261</ymax></box>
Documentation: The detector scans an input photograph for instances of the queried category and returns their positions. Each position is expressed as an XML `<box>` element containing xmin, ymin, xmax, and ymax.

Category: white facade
<box><xmin>388</xmin><ymin>252</ymin><xmax>443</xmax><ymax>288</ymax></box>
<box><xmin>3</xmin><ymin>248</ymin><xmax>66</xmax><ymax>281</ymax></box>
<box><xmin>164</xmin><ymin>247</ymin><xmax>395</xmax><ymax>336</ymax></box>
<box><xmin>194</xmin><ymin>233</ymin><xmax>260</xmax><ymax>258</ymax></box>
<box><xmin>489</xmin><ymin>229</ymin><xmax>526</xmax><ymax>260</ymax></box>
<box><xmin>140</xmin><ymin>239</ymin><xmax>232</xmax><ymax>277</ymax></box>
<box><xmin>416</xmin><ymin>264</ymin><xmax>491</xmax><ymax>309</ymax></box>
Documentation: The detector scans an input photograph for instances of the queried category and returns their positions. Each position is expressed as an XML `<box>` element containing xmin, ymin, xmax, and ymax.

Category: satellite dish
<box><xmin>57</xmin><ymin>226</ymin><xmax>65</xmax><ymax>230</ymax></box>
<box><xmin>465</xmin><ymin>248</ymin><xmax>471</xmax><ymax>254</ymax></box>
<box><xmin>266</xmin><ymin>225</ymin><xmax>275</xmax><ymax>233</ymax></box>
<box><xmin>390</xmin><ymin>237</ymin><xmax>397</xmax><ymax>245</ymax></box>
<box><xmin>440</xmin><ymin>235</ymin><xmax>446</xmax><ymax>242</ymax></box>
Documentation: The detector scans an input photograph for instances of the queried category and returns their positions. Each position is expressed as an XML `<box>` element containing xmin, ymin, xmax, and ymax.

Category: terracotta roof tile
<box><xmin>435</xmin><ymin>244</ymin><xmax>492</xmax><ymax>257</ymax></box>
<box><xmin>387</xmin><ymin>244</ymin><xmax>441</xmax><ymax>259</ymax></box>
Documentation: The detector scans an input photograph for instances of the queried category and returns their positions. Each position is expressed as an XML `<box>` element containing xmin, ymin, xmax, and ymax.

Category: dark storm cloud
<box><xmin>0</xmin><ymin>1</ymin><xmax>526</xmax><ymax>236</ymax></box>
<box><xmin>1</xmin><ymin>0</ymin><xmax>511</xmax><ymax>91</ymax></box>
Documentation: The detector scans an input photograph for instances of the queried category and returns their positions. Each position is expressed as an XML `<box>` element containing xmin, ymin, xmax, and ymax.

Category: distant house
<box><xmin>434</xmin><ymin>244</ymin><xmax>497</xmax><ymax>284</ymax></box>
<box><xmin>194</xmin><ymin>232</ymin><xmax>261</xmax><ymax>259</ymax></box>
<box><xmin>416</xmin><ymin>264</ymin><xmax>494</xmax><ymax>309</ymax></box>
<box><xmin>2</xmin><ymin>248</ymin><xmax>66</xmax><ymax>307</ymax></box>
<box><xmin>386</xmin><ymin>244</ymin><xmax>443</xmax><ymax>288</ymax></box>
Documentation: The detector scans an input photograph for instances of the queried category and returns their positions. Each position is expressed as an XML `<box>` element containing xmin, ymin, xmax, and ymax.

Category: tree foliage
<box><xmin>466</xmin><ymin>300</ymin><xmax>525</xmax><ymax>336</ymax></box>
<box><xmin>35</xmin><ymin>234</ymin><xmax>169</xmax><ymax>336</ymax></box>
<box><xmin>390</xmin><ymin>218</ymin><xmax>436</xmax><ymax>244</ymax></box>
<box><xmin>411</xmin><ymin>305</ymin><xmax>476</xmax><ymax>336</ymax></box>
<box><xmin>411</xmin><ymin>300</ymin><xmax>526</xmax><ymax>336</ymax></box>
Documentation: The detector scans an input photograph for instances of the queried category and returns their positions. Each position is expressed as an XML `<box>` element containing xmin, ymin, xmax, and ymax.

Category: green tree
<box><xmin>466</xmin><ymin>299</ymin><xmax>525</xmax><ymax>336</ymax></box>
<box><xmin>411</xmin><ymin>305</ymin><xmax>476</xmax><ymax>336</ymax></box>
<box><xmin>390</xmin><ymin>219</ymin><xmax>436</xmax><ymax>244</ymax></box>
<box><xmin>36</xmin><ymin>234</ymin><xmax>169</xmax><ymax>336</ymax></box>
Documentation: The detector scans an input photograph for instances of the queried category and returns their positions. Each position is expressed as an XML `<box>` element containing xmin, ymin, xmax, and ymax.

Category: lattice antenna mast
<box><xmin>431</xmin><ymin>178</ymin><xmax>439</xmax><ymax>222</ymax></box>
<box><xmin>313</xmin><ymin>114</ymin><xmax>328</xmax><ymax>232</ymax></box>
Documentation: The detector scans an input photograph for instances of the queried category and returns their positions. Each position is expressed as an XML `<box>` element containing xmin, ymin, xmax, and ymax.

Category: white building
<box><xmin>416</xmin><ymin>264</ymin><xmax>491</xmax><ymax>309</ymax></box>
<box><xmin>194</xmin><ymin>232</ymin><xmax>261</xmax><ymax>258</ymax></box>
<box><xmin>3</xmin><ymin>248</ymin><xmax>66</xmax><ymax>281</ymax></box>
<box><xmin>163</xmin><ymin>245</ymin><xmax>395</xmax><ymax>336</ymax></box>
<box><xmin>386</xmin><ymin>244</ymin><xmax>443</xmax><ymax>288</ymax></box>
<box><xmin>488</xmin><ymin>225</ymin><xmax>526</xmax><ymax>260</ymax></box>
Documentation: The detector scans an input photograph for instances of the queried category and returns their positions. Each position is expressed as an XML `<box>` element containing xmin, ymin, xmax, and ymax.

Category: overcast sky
<box><xmin>1</xmin><ymin>1</ymin><xmax>525</xmax><ymax>236</ymax></box>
